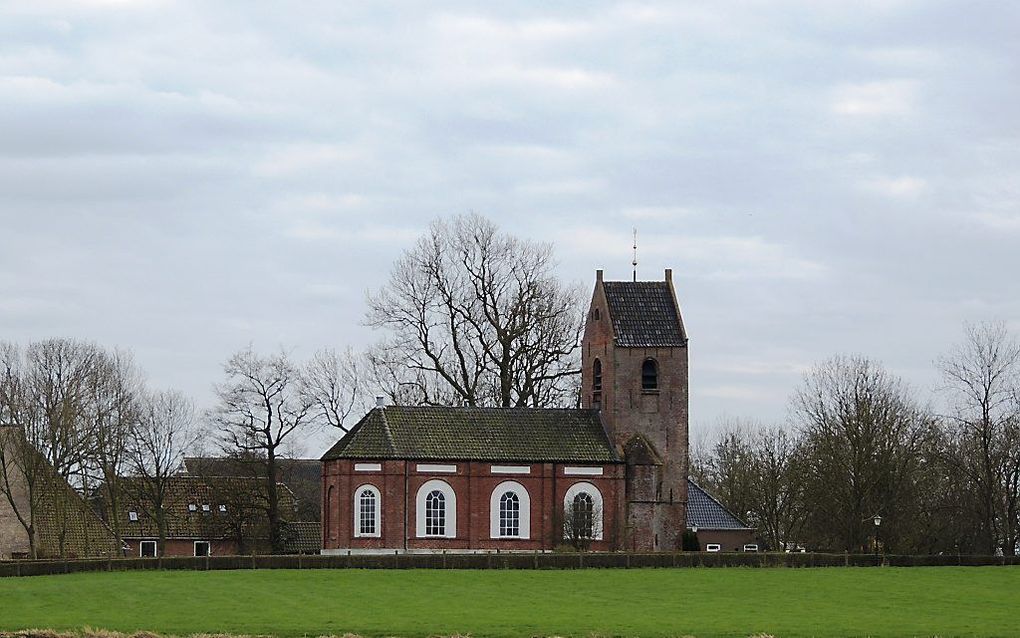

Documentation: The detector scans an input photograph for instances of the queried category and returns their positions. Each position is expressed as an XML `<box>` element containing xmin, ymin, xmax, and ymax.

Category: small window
<box><xmin>187</xmin><ymin>503</ymin><xmax>197</xmax><ymax>512</ymax></box>
<box><xmin>641</xmin><ymin>359</ymin><xmax>658</xmax><ymax>391</ymax></box>
<box><xmin>592</xmin><ymin>358</ymin><xmax>603</xmax><ymax>392</ymax></box>
<box><xmin>218</xmin><ymin>504</ymin><xmax>227</xmax><ymax>514</ymax></box>
<box><xmin>194</xmin><ymin>541</ymin><xmax>211</xmax><ymax>557</ymax></box>
<box><xmin>201</xmin><ymin>503</ymin><xmax>211</xmax><ymax>514</ymax></box>
<box><xmin>425</xmin><ymin>490</ymin><xmax>446</xmax><ymax>536</ymax></box>
<box><xmin>128</xmin><ymin>510</ymin><xmax>139</xmax><ymax>522</ymax></box>
<box><xmin>706</xmin><ymin>543</ymin><xmax>721</xmax><ymax>552</ymax></box>
<box><xmin>743</xmin><ymin>544</ymin><xmax>759</xmax><ymax>552</ymax></box>
<box><xmin>593</xmin><ymin>308</ymin><xmax>600</xmax><ymax>320</ymax></box>
<box><xmin>499</xmin><ymin>491</ymin><xmax>520</xmax><ymax>537</ymax></box>
<box><xmin>140</xmin><ymin>540</ymin><xmax>157</xmax><ymax>558</ymax></box>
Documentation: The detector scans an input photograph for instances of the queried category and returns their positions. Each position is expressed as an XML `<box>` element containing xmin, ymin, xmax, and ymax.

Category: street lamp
<box><xmin>873</xmin><ymin>515</ymin><xmax>882</xmax><ymax>555</ymax></box>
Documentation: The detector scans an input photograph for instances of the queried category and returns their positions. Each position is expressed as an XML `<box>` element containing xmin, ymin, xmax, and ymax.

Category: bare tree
<box><xmin>746</xmin><ymin>426</ymin><xmax>808</xmax><ymax>551</ymax></box>
<box><xmin>125</xmin><ymin>389</ymin><xmax>198</xmax><ymax>556</ymax></box>
<box><xmin>209</xmin><ymin>346</ymin><xmax>314</xmax><ymax>553</ymax></box>
<box><xmin>301</xmin><ymin>347</ymin><xmax>364</xmax><ymax>433</ymax></box>
<box><xmin>88</xmin><ymin>349</ymin><xmax>143</xmax><ymax>551</ymax></box>
<box><xmin>937</xmin><ymin>322</ymin><xmax>1020</xmax><ymax>554</ymax></box>
<box><xmin>366</xmin><ymin>213</ymin><xmax>583</xmax><ymax>408</ymax></box>
<box><xmin>794</xmin><ymin>355</ymin><xmax>928</xmax><ymax>553</ymax></box>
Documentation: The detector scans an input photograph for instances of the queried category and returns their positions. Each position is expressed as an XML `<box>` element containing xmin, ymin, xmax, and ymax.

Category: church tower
<box><xmin>581</xmin><ymin>269</ymin><xmax>689</xmax><ymax>551</ymax></box>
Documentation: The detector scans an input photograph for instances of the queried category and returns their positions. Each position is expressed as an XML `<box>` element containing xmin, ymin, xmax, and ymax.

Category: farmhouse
<box><xmin>0</xmin><ymin>425</ymin><xmax>119</xmax><ymax>559</ymax></box>
<box><xmin>113</xmin><ymin>475</ymin><xmax>301</xmax><ymax>557</ymax></box>
<box><xmin>322</xmin><ymin>269</ymin><xmax>697</xmax><ymax>552</ymax></box>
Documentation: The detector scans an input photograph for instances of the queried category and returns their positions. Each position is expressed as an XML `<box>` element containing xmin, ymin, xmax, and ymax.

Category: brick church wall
<box><xmin>322</xmin><ymin>459</ymin><xmax>624</xmax><ymax>552</ymax></box>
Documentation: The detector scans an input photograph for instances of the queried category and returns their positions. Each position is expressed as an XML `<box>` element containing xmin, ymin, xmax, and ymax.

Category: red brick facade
<box><xmin>122</xmin><ymin>538</ymin><xmax>237</xmax><ymax>557</ymax></box>
<box><xmin>322</xmin><ymin>459</ymin><xmax>623</xmax><ymax>552</ymax></box>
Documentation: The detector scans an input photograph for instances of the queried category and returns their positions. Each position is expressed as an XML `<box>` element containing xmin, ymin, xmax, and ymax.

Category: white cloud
<box><xmin>831</xmin><ymin>80</ymin><xmax>920</xmax><ymax>116</ymax></box>
<box><xmin>861</xmin><ymin>175</ymin><xmax>928</xmax><ymax>199</ymax></box>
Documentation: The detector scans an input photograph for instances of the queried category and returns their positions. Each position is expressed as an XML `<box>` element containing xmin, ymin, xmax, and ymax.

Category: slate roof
<box><xmin>321</xmin><ymin>406</ymin><xmax>619</xmax><ymax>463</ymax></box>
<box><xmin>601</xmin><ymin>280</ymin><xmax>687</xmax><ymax>347</ymax></box>
<box><xmin>686</xmin><ymin>478</ymin><xmax>753</xmax><ymax>530</ymax></box>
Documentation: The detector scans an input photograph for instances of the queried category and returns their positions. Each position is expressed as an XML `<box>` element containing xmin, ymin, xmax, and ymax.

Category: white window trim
<box><xmin>194</xmin><ymin>540</ymin><xmax>211</xmax><ymax>557</ymax></box>
<box><xmin>355</xmin><ymin>463</ymin><xmax>382</xmax><ymax>472</ymax></box>
<box><xmin>706</xmin><ymin>543</ymin><xmax>721</xmax><ymax>552</ymax></box>
<box><xmin>416</xmin><ymin>463</ymin><xmax>457</xmax><ymax>474</ymax></box>
<box><xmin>564</xmin><ymin>466</ymin><xmax>603</xmax><ymax>476</ymax></box>
<box><xmin>139</xmin><ymin>540</ymin><xmax>157</xmax><ymax>558</ymax></box>
<box><xmin>563</xmin><ymin>481</ymin><xmax>604</xmax><ymax>540</ymax></box>
<box><xmin>490</xmin><ymin>465</ymin><xmax>531</xmax><ymax>475</ymax></box>
<box><xmin>489</xmin><ymin>481</ymin><xmax>531</xmax><ymax>539</ymax></box>
<box><xmin>415</xmin><ymin>479</ymin><xmax>457</xmax><ymax>538</ymax></box>
<box><xmin>354</xmin><ymin>484</ymin><xmax>382</xmax><ymax>538</ymax></box>
<box><xmin>743</xmin><ymin>544</ymin><xmax>759</xmax><ymax>552</ymax></box>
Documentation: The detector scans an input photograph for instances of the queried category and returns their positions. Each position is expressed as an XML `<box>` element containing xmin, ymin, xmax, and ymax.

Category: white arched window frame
<box><xmin>353</xmin><ymin>484</ymin><xmax>381</xmax><ymax>538</ymax></box>
<box><xmin>489</xmin><ymin>481</ymin><xmax>531</xmax><ymax>539</ymax></box>
<box><xmin>415</xmin><ymin>479</ymin><xmax>457</xmax><ymax>538</ymax></box>
<box><xmin>563</xmin><ymin>482</ymin><xmax>604</xmax><ymax>540</ymax></box>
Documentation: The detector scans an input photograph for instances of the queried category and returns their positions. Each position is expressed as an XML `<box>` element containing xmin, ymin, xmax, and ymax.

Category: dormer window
<box><xmin>641</xmin><ymin>359</ymin><xmax>658</xmax><ymax>391</ymax></box>
<box><xmin>593</xmin><ymin>359</ymin><xmax>603</xmax><ymax>392</ymax></box>
<box><xmin>128</xmin><ymin>510</ymin><xmax>139</xmax><ymax>522</ymax></box>
<box><xmin>188</xmin><ymin>503</ymin><xmax>197</xmax><ymax>513</ymax></box>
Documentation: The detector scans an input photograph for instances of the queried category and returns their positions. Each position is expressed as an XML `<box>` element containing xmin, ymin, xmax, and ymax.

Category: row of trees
<box><xmin>0</xmin><ymin>339</ymin><xmax>195</xmax><ymax>558</ymax></box>
<box><xmin>693</xmin><ymin>323</ymin><xmax>1020</xmax><ymax>555</ymax></box>
<box><xmin>0</xmin><ymin>339</ymin><xmax>367</xmax><ymax>557</ymax></box>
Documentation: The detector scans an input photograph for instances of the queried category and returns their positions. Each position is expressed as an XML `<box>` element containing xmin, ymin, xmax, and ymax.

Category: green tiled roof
<box><xmin>321</xmin><ymin>406</ymin><xmax>619</xmax><ymax>463</ymax></box>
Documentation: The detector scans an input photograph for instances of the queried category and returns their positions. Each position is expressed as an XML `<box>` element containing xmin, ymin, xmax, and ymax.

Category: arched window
<box><xmin>353</xmin><ymin>485</ymin><xmax>381</xmax><ymax>538</ymax></box>
<box><xmin>641</xmin><ymin>358</ymin><xmax>658</xmax><ymax>391</ymax></box>
<box><xmin>489</xmin><ymin>481</ymin><xmax>531</xmax><ymax>539</ymax></box>
<box><xmin>500</xmin><ymin>492</ymin><xmax>520</xmax><ymax>537</ymax></box>
<box><xmin>416</xmin><ymin>479</ymin><xmax>457</xmax><ymax>538</ymax></box>
<box><xmin>563</xmin><ymin>482</ymin><xmax>604</xmax><ymax>540</ymax></box>
<box><xmin>426</xmin><ymin>491</ymin><xmax>445</xmax><ymax>536</ymax></box>
<box><xmin>593</xmin><ymin>358</ymin><xmax>603</xmax><ymax>392</ymax></box>
<box><xmin>571</xmin><ymin>492</ymin><xmax>594</xmax><ymax>539</ymax></box>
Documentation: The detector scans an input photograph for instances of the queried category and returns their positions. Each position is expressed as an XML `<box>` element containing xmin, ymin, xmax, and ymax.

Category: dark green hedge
<box><xmin>2</xmin><ymin>552</ymin><xmax>1018</xmax><ymax>577</ymax></box>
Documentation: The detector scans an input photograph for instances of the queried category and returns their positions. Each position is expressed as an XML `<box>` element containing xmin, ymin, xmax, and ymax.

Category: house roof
<box><xmin>184</xmin><ymin>456</ymin><xmax>321</xmax><ymax>522</ymax></box>
<box><xmin>686</xmin><ymin>478</ymin><xmax>753</xmax><ymax>530</ymax></box>
<box><xmin>115</xmin><ymin>475</ymin><xmax>298</xmax><ymax>540</ymax></box>
<box><xmin>321</xmin><ymin>406</ymin><xmax>620</xmax><ymax>463</ymax></box>
<box><xmin>601</xmin><ymin>280</ymin><xmax>687</xmax><ymax>347</ymax></box>
<box><xmin>281</xmin><ymin>521</ymin><xmax>321</xmax><ymax>554</ymax></box>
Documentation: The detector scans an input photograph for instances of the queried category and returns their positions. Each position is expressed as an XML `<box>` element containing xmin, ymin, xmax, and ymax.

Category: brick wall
<box><xmin>322</xmin><ymin>459</ymin><xmax>624</xmax><ymax>552</ymax></box>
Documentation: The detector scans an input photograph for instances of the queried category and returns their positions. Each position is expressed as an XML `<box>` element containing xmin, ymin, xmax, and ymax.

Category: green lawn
<box><xmin>1</xmin><ymin>567</ymin><xmax>1017</xmax><ymax>638</ymax></box>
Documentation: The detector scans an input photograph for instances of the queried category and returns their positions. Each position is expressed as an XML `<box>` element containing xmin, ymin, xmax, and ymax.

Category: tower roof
<box><xmin>601</xmin><ymin>278</ymin><xmax>687</xmax><ymax>347</ymax></box>
<box><xmin>321</xmin><ymin>405</ymin><xmax>619</xmax><ymax>463</ymax></box>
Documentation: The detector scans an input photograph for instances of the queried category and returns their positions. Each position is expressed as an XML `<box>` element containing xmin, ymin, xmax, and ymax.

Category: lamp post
<box><xmin>873</xmin><ymin>515</ymin><xmax>882</xmax><ymax>556</ymax></box>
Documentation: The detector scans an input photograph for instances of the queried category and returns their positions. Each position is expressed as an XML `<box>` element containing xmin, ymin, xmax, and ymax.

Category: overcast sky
<box><xmin>2</xmin><ymin>1</ymin><xmax>1018</xmax><ymax>456</ymax></box>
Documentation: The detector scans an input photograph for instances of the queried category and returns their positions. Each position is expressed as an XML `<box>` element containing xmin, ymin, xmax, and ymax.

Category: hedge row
<box><xmin>2</xmin><ymin>551</ymin><xmax>1018</xmax><ymax>577</ymax></box>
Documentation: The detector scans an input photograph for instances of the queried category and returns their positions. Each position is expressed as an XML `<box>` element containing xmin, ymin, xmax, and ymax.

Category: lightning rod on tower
<box><xmin>632</xmin><ymin>228</ymin><xmax>638</xmax><ymax>282</ymax></box>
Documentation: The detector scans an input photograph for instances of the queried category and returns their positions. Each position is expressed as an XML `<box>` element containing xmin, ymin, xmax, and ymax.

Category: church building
<box><xmin>320</xmin><ymin>269</ymin><xmax>689</xmax><ymax>552</ymax></box>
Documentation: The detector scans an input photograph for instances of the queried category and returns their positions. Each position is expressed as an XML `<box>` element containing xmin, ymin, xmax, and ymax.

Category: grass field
<box><xmin>1</xmin><ymin>567</ymin><xmax>1018</xmax><ymax>638</ymax></box>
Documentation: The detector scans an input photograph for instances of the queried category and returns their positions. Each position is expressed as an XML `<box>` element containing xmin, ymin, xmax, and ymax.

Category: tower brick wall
<box><xmin>580</xmin><ymin>269</ymin><xmax>689</xmax><ymax>551</ymax></box>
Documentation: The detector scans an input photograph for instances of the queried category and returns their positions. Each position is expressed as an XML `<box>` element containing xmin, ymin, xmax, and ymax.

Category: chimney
<box><xmin>596</xmin><ymin>269</ymin><xmax>604</xmax><ymax>283</ymax></box>
<box><xmin>375</xmin><ymin>396</ymin><xmax>386</xmax><ymax>408</ymax></box>
<box><xmin>664</xmin><ymin>268</ymin><xmax>672</xmax><ymax>283</ymax></box>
